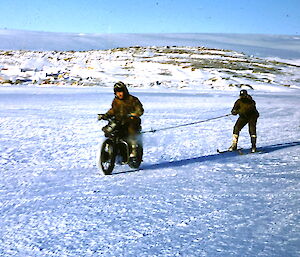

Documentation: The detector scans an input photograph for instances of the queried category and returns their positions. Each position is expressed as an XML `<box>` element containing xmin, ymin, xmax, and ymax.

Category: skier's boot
<box><xmin>228</xmin><ymin>134</ymin><xmax>239</xmax><ymax>151</ymax></box>
<box><xmin>251</xmin><ymin>135</ymin><xmax>257</xmax><ymax>153</ymax></box>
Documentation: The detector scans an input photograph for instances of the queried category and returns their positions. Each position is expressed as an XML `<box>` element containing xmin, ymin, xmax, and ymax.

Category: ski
<box><xmin>217</xmin><ymin>148</ymin><xmax>263</xmax><ymax>155</ymax></box>
<box><xmin>240</xmin><ymin>149</ymin><xmax>263</xmax><ymax>155</ymax></box>
<box><xmin>217</xmin><ymin>148</ymin><xmax>243</xmax><ymax>154</ymax></box>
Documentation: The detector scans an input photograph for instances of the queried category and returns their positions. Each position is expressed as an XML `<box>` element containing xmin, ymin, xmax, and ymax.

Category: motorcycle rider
<box><xmin>229</xmin><ymin>89</ymin><xmax>259</xmax><ymax>153</ymax></box>
<box><xmin>98</xmin><ymin>81</ymin><xmax>144</xmax><ymax>159</ymax></box>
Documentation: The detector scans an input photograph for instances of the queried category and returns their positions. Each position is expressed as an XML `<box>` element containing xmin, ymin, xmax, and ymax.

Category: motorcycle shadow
<box><xmin>112</xmin><ymin>141</ymin><xmax>300</xmax><ymax>175</ymax></box>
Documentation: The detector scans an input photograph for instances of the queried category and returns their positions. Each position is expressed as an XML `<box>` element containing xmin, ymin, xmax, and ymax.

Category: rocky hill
<box><xmin>1</xmin><ymin>46</ymin><xmax>300</xmax><ymax>91</ymax></box>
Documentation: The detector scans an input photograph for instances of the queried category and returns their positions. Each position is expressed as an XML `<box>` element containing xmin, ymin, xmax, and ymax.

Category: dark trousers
<box><xmin>233</xmin><ymin>115</ymin><xmax>258</xmax><ymax>136</ymax></box>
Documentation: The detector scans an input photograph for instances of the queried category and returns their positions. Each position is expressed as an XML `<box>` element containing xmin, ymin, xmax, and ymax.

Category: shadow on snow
<box><xmin>113</xmin><ymin>141</ymin><xmax>300</xmax><ymax>175</ymax></box>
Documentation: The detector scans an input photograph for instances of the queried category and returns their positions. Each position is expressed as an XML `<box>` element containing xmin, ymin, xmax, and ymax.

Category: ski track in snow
<box><xmin>0</xmin><ymin>86</ymin><xmax>299</xmax><ymax>257</ymax></box>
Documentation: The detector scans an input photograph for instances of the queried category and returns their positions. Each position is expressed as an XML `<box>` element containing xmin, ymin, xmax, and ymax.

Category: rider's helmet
<box><xmin>113</xmin><ymin>81</ymin><xmax>129</xmax><ymax>97</ymax></box>
<box><xmin>114</xmin><ymin>81</ymin><xmax>126</xmax><ymax>92</ymax></box>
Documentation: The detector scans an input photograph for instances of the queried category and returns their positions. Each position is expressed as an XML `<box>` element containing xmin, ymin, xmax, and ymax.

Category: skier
<box><xmin>228</xmin><ymin>89</ymin><xmax>259</xmax><ymax>153</ymax></box>
<box><xmin>98</xmin><ymin>81</ymin><xmax>144</xmax><ymax>159</ymax></box>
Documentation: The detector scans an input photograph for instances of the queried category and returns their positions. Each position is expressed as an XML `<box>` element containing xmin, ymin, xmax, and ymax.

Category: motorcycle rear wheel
<box><xmin>128</xmin><ymin>144</ymin><xmax>143</xmax><ymax>169</ymax></box>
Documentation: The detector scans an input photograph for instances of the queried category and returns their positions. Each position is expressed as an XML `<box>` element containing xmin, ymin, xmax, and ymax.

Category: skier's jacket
<box><xmin>105</xmin><ymin>84</ymin><xmax>144</xmax><ymax>125</ymax></box>
<box><xmin>231</xmin><ymin>95</ymin><xmax>259</xmax><ymax>119</ymax></box>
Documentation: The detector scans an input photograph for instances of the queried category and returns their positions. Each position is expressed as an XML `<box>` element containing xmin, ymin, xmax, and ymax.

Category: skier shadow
<box><xmin>114</xmin><ymin>141</ymin><xmax>300</xmax><ymax>175</ymax></box>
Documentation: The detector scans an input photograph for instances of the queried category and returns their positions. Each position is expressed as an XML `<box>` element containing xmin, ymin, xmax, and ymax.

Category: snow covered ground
<box><xmin>1</xmin><ymin>29</ymin><xmax>300</xmax><ymax>59</ymax></box>
<box><xmin>1</xmin><ymin>31</ymin><xmax>300</xmax><ymax>256</ymax></box>
<box><xmin>0</xmin><ymin>85</ymin><xmax>299</xmax><ymax>256</ymax></box>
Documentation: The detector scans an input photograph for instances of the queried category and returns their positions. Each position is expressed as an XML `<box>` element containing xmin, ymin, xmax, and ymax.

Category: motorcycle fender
<box><xmin>117</xmin><ymin>140</ymin><xmax>130</xmax><ymax>163</ymax></box>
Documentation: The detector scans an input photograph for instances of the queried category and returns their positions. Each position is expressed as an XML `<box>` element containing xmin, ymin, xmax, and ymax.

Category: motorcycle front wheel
<box><xmin>98</xmin><ymin>139</ymin><xmax>115</xmax><ymax>175</ymax></box>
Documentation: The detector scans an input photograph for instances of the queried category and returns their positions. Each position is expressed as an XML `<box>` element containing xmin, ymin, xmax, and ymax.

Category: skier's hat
<box><xmin>240</xmin><ymin>89</ymin><xmax>248</xmax><ymax>96</ymax></box>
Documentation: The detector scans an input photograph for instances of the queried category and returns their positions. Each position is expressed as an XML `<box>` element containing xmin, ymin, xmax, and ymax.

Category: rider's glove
<box><xmin>97</xmin><ymin>114</ymin><xmax>107</xmax><ymax>120</ymax></box>
<box><xmin>128</xmin><ymin>113</ymin><xmax>137</xmax><ymax>119</ymax></box>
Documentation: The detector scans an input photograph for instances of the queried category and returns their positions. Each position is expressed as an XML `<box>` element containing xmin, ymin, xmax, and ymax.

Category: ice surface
<box><xmin>0</xmin><ymin>86</ymin><xmax>299</xmax><ymax>256</ymax></box>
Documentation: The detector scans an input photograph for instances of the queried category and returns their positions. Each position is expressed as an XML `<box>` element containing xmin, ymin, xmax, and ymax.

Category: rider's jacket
<box><xmin>105</xmin><ymin>83</ymin><xmax>144</xmax><ymax>125</ymax></box>
<box><xmin>106</xmin><ymin>94</ymin><xmax>144</xmax><ymax>124</ymax></box>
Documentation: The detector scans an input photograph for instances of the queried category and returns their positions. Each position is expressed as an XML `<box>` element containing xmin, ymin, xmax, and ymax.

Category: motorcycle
<box><xmin>97</xmin><ymin>116</ymin><xmax>143</xmax><ymax>175</ymax></box>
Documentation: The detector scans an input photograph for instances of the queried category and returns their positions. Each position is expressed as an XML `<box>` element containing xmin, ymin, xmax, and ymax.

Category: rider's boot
<box><xmin>130</xmin><ymin>144</ymin><xmax>137</xmax><ymax>158</ymax></box>
<box><xmin>228</xmin><ymin>134</ymin><xmax>239</xmax><ymax>151</ymax></box>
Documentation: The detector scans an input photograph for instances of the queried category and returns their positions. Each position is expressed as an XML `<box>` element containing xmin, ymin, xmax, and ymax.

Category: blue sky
<box><xmin>1</xmin><ymin>0</ymin><xmax>299</xmax><ymax>35</ymax></box>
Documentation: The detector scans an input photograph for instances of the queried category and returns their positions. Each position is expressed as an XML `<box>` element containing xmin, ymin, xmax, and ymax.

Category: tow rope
<box><xmin>141</xmin><ymin>113</ymin><xmax>232</xmax><ymax>134</ymax></box>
